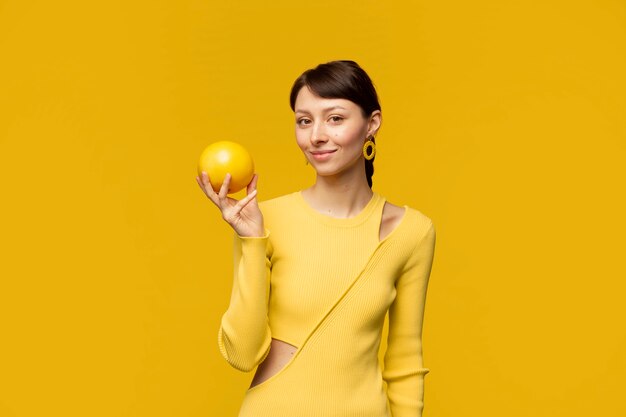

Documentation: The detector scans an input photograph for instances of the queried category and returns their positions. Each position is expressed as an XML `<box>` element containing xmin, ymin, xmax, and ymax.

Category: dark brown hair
<box><xmin>289</xmin><ymin>60</ymin><xmax>381</xmax><ymax>188</ymax></box>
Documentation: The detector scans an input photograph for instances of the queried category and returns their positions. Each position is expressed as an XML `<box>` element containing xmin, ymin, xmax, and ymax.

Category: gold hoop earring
<box><xmin>363</xmin><ymin>137</ymin><xmax>376</xmax><ymax>160</ymax></box>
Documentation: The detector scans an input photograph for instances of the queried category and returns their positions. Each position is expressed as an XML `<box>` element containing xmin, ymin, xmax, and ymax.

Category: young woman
<box><xmin>196</xmin><ymin>60</ymin><xmax>436</xmax><ymax>417</ymax></box>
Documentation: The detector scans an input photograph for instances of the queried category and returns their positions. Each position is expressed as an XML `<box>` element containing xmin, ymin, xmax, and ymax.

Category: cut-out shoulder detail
<box><xmin>379</xmin><ymin>202</ymin><xmax>405</xmax><ymax>242</ymax></box>
<box><xmin>249</xmin><ymin>338</ymin><xmax>299</xmax><ymax>390</ymax></box>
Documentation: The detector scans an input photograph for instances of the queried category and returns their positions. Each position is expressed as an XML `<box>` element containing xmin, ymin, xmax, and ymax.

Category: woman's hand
<box><xmin>196</xmin><ymin>171</ymin><xmax>265</xmax><ymax>238</ymax></box>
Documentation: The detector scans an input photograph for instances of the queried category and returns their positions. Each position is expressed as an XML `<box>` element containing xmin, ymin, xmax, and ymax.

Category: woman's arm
<box><xmin>217</xmin><ymin>228</ymin><xmax>273</xmax><ymax>372</ymax></box>
<box><xmin>195</xmin><ymin>171</ymin><xmax>272</xmax><ymax>372</ymax></box>
<box><xmin>383</xmin><ymin>220</ymin><xmax>436</xmax><ymax>417</ymax></box>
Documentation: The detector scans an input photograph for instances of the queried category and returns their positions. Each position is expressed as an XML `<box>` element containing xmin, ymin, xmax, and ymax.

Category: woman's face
<box><xmin>294</xmin><ymin>86</ymin><xmax>381</xmax><ymax>178</ymax></box>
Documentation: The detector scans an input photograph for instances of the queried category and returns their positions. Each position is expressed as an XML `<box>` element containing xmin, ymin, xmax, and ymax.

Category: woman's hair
<box><xmin>289</xmin><ymin>60</ymin><xmax>381</xmax><ymax>188</ymax></box>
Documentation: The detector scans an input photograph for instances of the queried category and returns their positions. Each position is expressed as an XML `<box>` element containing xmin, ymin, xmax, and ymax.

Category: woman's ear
<box><xmin>367</xmin><ymin>110</ymin><xmax>382</xmax><ymax>137</ymax></box>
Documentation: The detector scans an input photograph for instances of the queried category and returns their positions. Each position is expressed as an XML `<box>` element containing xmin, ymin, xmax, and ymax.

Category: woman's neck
<box><xmin>301</xmin><ymin>174</ymin><xmax>373</xmax><ymax>219</ymax></box>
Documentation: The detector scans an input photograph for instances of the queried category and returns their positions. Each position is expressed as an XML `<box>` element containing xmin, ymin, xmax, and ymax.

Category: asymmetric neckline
<box><xmin>293</xmin><ymin>190</ymin><xmax>385</xmax><ymax>227</ymax></box>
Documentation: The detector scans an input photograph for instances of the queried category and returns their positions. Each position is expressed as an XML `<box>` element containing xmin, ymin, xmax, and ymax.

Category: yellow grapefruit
<box><xmin>197</xmin><ymin>141</ymin><xmax>255</xmax><ymax>194</ymax></box>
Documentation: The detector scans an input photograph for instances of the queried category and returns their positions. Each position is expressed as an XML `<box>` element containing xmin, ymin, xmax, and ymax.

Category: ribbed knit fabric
<box><xmin>217</xmin><ymin>190</ymin><xmax>436</xmax><ymax>417</ymax></box>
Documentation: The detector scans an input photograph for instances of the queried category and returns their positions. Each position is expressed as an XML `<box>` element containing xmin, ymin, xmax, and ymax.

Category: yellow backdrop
<box><xmin>1</xmin><ymin>1</ymin><xmax>624</xmax><ymax>416</ymax></box>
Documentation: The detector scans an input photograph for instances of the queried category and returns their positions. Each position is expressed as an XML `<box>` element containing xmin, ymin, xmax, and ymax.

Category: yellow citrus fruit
<box><xmin>197</xmin><ymin>141</ymin><xmax>255</xmax><ymax>194</ymax></box>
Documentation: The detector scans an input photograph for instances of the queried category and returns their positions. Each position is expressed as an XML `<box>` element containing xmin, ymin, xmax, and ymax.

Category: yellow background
<box><xmin>1</xmin><ymin>1</ymin><xmax>625</xmax><ymax>416</ymax></box>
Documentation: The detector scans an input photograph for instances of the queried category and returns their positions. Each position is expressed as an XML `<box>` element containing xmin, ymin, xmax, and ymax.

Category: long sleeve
<box><xmin>217</xmin><ymin>228</ymin><xmax>273</xmax><ymax>372</ymax></box>
<box><xmin>383</xmin><ymin>221</ymin><xmax>436</xmax><ymax>417</ymax></box>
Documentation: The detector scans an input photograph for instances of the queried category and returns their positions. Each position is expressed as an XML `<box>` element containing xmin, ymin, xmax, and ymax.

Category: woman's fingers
<box><xmin>246</xmin><ymin>173</ymin><xmax>259</xmax><ymax>194</ymax></box>
<box><xmin>218</xmin><ymin>173</ymin><xmax>231</xmax><ymax>201</ymax></box>
<box><xmin>235</xmin><ymin>189</ymin><xmax>258</xmax><ymax>213</ymax></box>
<box><xmin>197</xmin><ymin>171</ymin><xmax>264</xmax><ymax>237</ymax></box>
<box><xmin>199</xmin><ymin>171</ymin><xmax>260</xmax><ymax>227</ymax></box>
<box><xmin>198</xmin><ymin>171</ymin><xmax>218</xmax><ymax>204</ymax></box>
<box><xmin>204</xmin><ymin>172</ymin><xmax>219</xmax><ymax>198</ymax></box>
<box><xmin>196</xmin><ymin>174</ymin><xmax>208</xmax><ymax>196</ymax></box>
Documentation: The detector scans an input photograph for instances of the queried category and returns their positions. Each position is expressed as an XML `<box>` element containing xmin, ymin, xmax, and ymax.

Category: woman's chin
<box><xmin>313</xmin><ymin>167</ymin><xmax>340</xmax><ymax>177</ymax></box>
<box><xmin>311</xmin><ymin>158</ymin><xmax>363</xmax><ymax>178</ymax></box>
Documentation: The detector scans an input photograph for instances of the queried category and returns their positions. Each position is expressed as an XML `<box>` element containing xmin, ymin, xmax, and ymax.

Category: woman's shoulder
<box><xmin>383</xmin><ymin>198</ymin><xmax>435</xmax><ymax>241</ymax></box>
<box><xmin>382</xmin><ymin>201</ymin><xmax>406</xmax><ymax>221</ymax></box>
<box><xmin>380</xmin><ymin>201</ymin><xmax>406</xmax><ymax>239</ymax></box>
<box><xmin>382</xmin><ymin>196</ymin><xmax>433</xmax><ymax>224</ymax></box>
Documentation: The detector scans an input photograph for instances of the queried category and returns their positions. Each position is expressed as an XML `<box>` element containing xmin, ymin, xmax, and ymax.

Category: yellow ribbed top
<box><xmin>217</xmin><ymin>190</ymin><xmax>436</xmax><ymax>417</ymax></box>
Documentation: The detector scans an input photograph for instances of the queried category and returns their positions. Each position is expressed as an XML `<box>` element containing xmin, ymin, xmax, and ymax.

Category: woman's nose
<box><xmin>310</xmin><ymin>122</ymin><xmax>328</xmax><ymax>144</ymax></box>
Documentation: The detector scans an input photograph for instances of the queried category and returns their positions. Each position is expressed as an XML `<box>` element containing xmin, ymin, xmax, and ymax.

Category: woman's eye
<box><xmin>330</xmin><ymin>116</ymin><xmax>343</xmax><ymax>122</ymax></box>
<box><xmin>297</xmin><ymin>119</ymin><xmax>310</xmax><ymax>126</ymax></box>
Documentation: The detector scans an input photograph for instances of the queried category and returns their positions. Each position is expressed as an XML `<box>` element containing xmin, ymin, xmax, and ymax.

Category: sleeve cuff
<box><xmin>235</xmin><ymin>228</ymin><xmax>270</xmax><ymax>240</ymax></box>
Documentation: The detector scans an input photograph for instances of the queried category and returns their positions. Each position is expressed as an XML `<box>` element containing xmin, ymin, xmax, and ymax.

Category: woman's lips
<box><xmin>310</xmin><ymin>150</ymin><xmax>336</xmax><ymax>161</ymax></box>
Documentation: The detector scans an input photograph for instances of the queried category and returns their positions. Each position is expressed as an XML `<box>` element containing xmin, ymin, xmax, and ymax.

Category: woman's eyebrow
<box><xmin>295</xmin><ymin>105</ymin><xmax>347</xmax><ymax>115</ymax></box>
